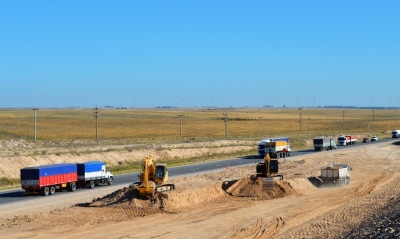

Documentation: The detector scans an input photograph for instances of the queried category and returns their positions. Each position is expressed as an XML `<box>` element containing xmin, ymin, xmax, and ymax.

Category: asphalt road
<box><xmin>0</xmin><ymin>138</ymin><xmax>396</xmax><ymax>205</ymax></box>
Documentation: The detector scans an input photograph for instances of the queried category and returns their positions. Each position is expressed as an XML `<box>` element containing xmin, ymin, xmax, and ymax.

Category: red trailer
<box><xmin>20</xmin><ymin>163</ymin><xmax>78</xmax><ymax>196</ymax></box>
<box><xmin>346</xmin><ymin>135</ymin><xmax>358</xmax><ymax>145</ymax></box>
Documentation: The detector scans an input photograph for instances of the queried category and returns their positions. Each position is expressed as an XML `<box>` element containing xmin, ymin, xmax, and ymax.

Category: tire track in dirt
<box><xmin>278</xmin><ymin>173</ymin><xmax>400</xmax><ymax>239</ymax></box>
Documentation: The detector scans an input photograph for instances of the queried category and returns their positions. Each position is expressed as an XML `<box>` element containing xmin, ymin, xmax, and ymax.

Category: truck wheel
<box><xmin>42</xmin><ymin>187</ymin><xmax>50</xmax><ymax>196</ymax></box>
<box><xmin>50</xmin><ymin>186</ymin><xmax>56</xmax><ymax>195</ymax></box>
<box><xmin>69</xmin><ymin>182</ymin><xmax>76</xmax><ymax>192</ymax></box>
<box><xmin>107</xmin><ymin>177</ymin><xmax>113</xmax><ymax>186</ymax></box>
<box><xmin>89</xmin><ymin>180</ymin><xmax>95</xmax><ymax>189</ymax></box>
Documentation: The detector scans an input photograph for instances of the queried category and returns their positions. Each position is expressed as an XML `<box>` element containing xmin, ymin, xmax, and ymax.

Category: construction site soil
<box><xmin>1</xmin><ymin>141</ymin><xmax>400</xmax><ymax>238</ymax></box>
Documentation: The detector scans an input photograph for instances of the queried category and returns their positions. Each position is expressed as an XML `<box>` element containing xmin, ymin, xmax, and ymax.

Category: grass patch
<box><xmin>0</xmin><ymin>177</ymin><xmax>20</xmax><ymax>190</ymax></box>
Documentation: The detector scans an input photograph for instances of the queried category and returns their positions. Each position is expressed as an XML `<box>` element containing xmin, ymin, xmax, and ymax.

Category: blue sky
<box><xmin>1</xmin><ymin>1</ymin><xmax>399</xmax><ymax>108</ymax></box>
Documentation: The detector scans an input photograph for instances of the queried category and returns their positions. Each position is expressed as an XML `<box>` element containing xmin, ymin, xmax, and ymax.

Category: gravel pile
<box><xmin>342</xmin><ymin>198</ymin><xmax>400</xmax><ymax>239</ymax></box>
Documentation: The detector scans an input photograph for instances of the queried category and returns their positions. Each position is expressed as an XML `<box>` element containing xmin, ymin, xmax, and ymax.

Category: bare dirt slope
<box><xmin>0</xmin><ymin>139</ymin><xmax>255</xmax><ymax>178</ymax></box>
<box><xmin>1</xmin><ymin>141</ymin><xmax>399</xmax><ymax>239</ymax></box>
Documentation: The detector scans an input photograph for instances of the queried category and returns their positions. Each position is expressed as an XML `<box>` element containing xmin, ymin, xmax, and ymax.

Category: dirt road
<box><xmin>1</xmin><ymin>141</ymin><xmax>399</xmax><ymax>238</ymax></box>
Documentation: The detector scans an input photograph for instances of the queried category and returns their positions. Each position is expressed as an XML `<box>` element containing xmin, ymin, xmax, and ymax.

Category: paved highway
<box><xmin>0</xmin><ymin>138</ymin><xmax>396</xmax><ymax>205</ymax></box>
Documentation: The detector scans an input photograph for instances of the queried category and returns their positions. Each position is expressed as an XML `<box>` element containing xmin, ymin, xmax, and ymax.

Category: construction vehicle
<box><xmin>137</xmin><ymin>156</ymin><xmax>175</xmax><ymax>197</ymax></box>
<box><xmin>319</xmin><ymin>163</ymin><xmax>351</xmax><ymax>187</ymax></box>
<box><xmin>253</xmin><ymin>154</ymin><xmax>283</xmax><ymax>180</ymax></box>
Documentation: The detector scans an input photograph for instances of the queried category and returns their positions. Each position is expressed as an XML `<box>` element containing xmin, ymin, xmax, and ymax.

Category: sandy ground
<box><xmin>0</xmin><ymin>141</ymin><xmax>399</xmax><ymax>239</ymax></box>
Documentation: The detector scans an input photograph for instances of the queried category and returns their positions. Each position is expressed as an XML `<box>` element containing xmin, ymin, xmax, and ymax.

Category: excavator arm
<box><xmin>137</xmin><ymin>156</ymin><xmax>174</xmax><ymax>198</ymax></box>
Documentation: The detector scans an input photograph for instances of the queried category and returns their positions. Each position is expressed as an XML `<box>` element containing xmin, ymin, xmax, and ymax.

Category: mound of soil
<box><xmin>226</xmin><ymin>177</ymin><xmax>294</xmax><ymax>199</ymax></box>
<box><xmin>89</xmin><ymin>176</ymin><xmax>294</xmax><ymax>217</ymax></box>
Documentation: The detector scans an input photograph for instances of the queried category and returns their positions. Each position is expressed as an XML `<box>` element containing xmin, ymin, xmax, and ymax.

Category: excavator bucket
<box><xmin>138</xmin><ymin>185</ymin><xmax>155</xmax><ymax>198</ymax></box>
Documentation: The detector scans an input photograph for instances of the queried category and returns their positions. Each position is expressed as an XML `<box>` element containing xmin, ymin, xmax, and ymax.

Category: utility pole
<box><xmin>223</xmin><ymin>112</ymin><xmax>228</xmax><ymax>138</ymax></box>
<box><xmin>372</xmin><ymin>109</ymin><xmax>375</xmax><ymax>122</ymax></box>
<box><xmin>94</xmin><ymin>106</ymin><xmax>99</xmax><ymax>143</ymax></box>
<box><xmin>299</xmin><ymin>112</ymin><xmax>302</xmax><ymax>132</ymax></box>
<box><xmin>342</xmin><ymin>110</ymin><xmax>345</xmax><ymax>134</ymax></box>
<box><xmin>178</xmin><ymin>114</ymin><xmax>183</xmax><ymax>139</ymax></box>
<box><xmin>368</xmin><ymin>121</ymin><xmax>370</xmax><ymax>133</ymax></box>
<box><xmin>31</xmin><ymin>108</ymin><xmax>39</xmax><ymax>142</ymax></box>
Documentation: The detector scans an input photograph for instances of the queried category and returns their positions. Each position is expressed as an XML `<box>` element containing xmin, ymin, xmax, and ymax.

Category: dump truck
<box><xmin>257</xmin><ymin>137</ymin><xmax>289</xmax><ymax>157</ymax></box>
<box><xmin>137</xmin><ymin>156</ymin><xmax>175</xmax><ymax>197</ymax></box>
<box><xmin>264</xmin><ymin>140</ymin><xmax>291</xmax><ymax>158</ymax></box>
<box><xmin>320</xmin><ymin>163</ymin><xmax>350</xmax><ymax>187</ymax></box>
<box><xmin>313</xmin><ymin>137</ymin><xmax>337</xmax><ymax>151</ymax></box>
<box><xmin>77</xmin><ymin>161</ymin><xmax>114</xmax><ymax>188</ymax></box>
<box><xmin>337</xmin><ymin>135</ymin><xmax>357</xmax><ymax>146</ymax></box>
<box><xmin>20</xmin><ymin>163</ymin><xmax>78</xmax><ymax>196</ymax></box>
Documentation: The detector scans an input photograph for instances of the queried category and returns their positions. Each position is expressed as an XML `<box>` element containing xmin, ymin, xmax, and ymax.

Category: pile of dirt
<box><xmin>226</xmin><ymin>177</ymin><xmax>294</xmax><ymax>199</ymax></box>
<box><xmin>89</xmin><ymin>186</ymin><xmax>141</xmax><ymax>207</ymax></box>
<box><xmin>89</xmin><ymin>176</ymin><xmax>294</xmax><ymax>216</ymax></box>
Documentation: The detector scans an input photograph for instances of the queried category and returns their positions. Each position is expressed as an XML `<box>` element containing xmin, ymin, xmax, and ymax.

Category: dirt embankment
<box><xmin>0</xmin><ymin>141</ymin><xmax>399</xmax><ymax>239</ymax></box>
<box><xmin>0</xmin><ymin>139</ymin><xmax>256</xmax><ymax>178</ymax></box>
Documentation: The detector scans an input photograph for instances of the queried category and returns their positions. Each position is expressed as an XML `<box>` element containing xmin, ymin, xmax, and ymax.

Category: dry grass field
<box><xmin>0</xmin><ymin>107</ymin><xmax>398</xmax><ymax>143</ymax></box>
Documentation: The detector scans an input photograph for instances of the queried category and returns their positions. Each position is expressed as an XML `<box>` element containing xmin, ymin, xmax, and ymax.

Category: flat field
<box><xmin>0</xmin><ymin>108</ymin><xmax>398</xmax><ymax>142</ymax></box>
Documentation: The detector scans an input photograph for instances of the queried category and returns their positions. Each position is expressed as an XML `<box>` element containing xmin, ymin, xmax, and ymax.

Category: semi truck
<box><xmin>257</xmin><ymin>137</ymin><xmax>289</xmax><ymax>157</ymax></box>
<box><xmin>264</xmin><ymin>140</ymin><xmax>291</xmax><ymax>158</ymax></box>
<box><xmin>337</xmin><ymin>135</ymin><xmax>357</xmax><ymax>146</ymax></box>
<box><xmin>392</xmin><ymin>130</ymin><xmax>400</xmax><ymax>138</ymax></box>
<box><xmin>77</xmin><ymin>161</ymin><xmax>114</xmax><ymax>188</ymax></box>
<box><xmin>320</xmin><ymin>163</ymin><xmax>351</xmax><ymax>187</ymax></box>
<box><xmin>313</xmin><ymin>137</ymin><xmax>337</xmax><ymax>151</ymax></box>
<box><xmin>20</xmin><ymin>161</ymin><xmax>114</xmax><ymax>196</ymax></box>
<box><xmin>20</xmin><ymin>163</ymin><xmax>78</xmax><ymax>196</ymax></box>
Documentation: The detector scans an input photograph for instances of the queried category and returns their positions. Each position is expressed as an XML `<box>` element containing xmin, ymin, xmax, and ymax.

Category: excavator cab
<box><xmin>155</xmin><ymin>164</ymin><xmax>168</xmax><ymax>183</ymax></box>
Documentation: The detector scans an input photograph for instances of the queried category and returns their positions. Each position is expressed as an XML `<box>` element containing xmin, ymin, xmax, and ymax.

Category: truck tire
<box><xmin>42</xmin><ymin>187</ymin><xmax>50</xmax><ymax>196</ymax></box>
<box><xmin>89</xmin><ymin>180</ymin><xmax>95</xmax><ymax>189</ymax></box>
<box><xmin>50</xmin><ymin>186</ymin><xmax>56</xmax><ymax>195</ymax></box>
<box><xmin>107</xmin><ymin>177</ymin><xmax>113</xmax><ymax>186</ymax></box>
<box><xmin>69</xmin><ymin>182</ymin><xmax>76</xmax><ymax>192</ymax></box>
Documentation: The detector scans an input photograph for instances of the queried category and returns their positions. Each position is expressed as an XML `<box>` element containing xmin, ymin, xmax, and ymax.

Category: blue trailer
<box><xmin>77</xmin><ymin>161</ymin><xmax>114</xmax><ymax>188</ymax></box>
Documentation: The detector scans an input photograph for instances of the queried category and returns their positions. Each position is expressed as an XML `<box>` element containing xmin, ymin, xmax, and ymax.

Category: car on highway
<box><xmin>371</xmin><ymin>136</ymin><xmax>378</xmax><ymax>141</ymax></box>
<box><xmin>362</xmin><ymin>138</ymin><xmax>370</xmax><ymax>143</ymax></box>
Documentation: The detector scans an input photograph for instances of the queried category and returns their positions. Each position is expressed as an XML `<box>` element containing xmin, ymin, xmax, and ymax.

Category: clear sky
<box><xmin>1</xmin><ymin>1</ymin><xmax>399</xmax><ymax>108</ymax></box>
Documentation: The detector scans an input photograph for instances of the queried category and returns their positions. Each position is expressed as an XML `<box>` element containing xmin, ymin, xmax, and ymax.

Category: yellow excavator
<box><xmin>254</xmin><ymin>153</ymin><xmax>283</xmax><ymax>180</ymax></box>
<box><xmin>137</xmin><ymin>156</ymin><xmax>175</xmax><ymax>197</ymax></box>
